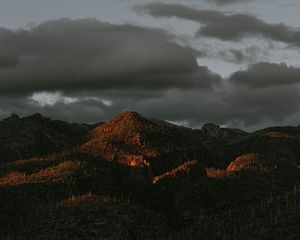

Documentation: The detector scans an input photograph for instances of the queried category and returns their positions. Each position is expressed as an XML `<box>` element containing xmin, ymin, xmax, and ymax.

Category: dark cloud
<box><xmin>223</xmin><ymin>84</ymin><xmax>300</xmax><ymax>128</ymax></box>
<box><xmin>0</xmin><ymin>18</ymin><xmax>221</xmax><ymax>95</ymax></box>
<box><xmin>0</xmin><ymin>28</ymin><xmax>20</xmax><ymax>68</ymax></box>
<box><xmin>134</xmin><ymin>3</ymin><xmax>300</xmax><ymax>45</ymax></box>
<box><xmin>206</xmin><ymin>0</ymin><xmax>253</xmax><ymax>5</ymax></box>
<box><xmin>229</xmin><ymin>62</ymin><xmax>300</xmax><ymax>88</ymax></box>
<box><xmin>2</xmin><ymin>73</ymin><xmax>300</xmax><ymax>131</ymax></box>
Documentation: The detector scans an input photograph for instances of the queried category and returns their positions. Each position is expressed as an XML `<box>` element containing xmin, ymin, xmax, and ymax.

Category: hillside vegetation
<box><xmin>1</xmin><ymin>112</ymin><xmax>300</xmax><ymax>239</ymax></box>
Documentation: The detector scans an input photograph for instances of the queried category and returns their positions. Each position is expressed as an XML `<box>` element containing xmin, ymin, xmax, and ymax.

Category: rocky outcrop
<box><xmin>152</xmin><ymin>160</ymin><xmax>205</xmax><ymax>184</ymax></box>
<box><xmin>227</xmin><ymin>152</ymin><xmax>298</xmax><ymax>176</ymax></box>
<box><xmin>201</xmin><ymin>123</ymin><xmax>247</xmax><ymax>139</ymax></box>
<box><xmin>227</xmin><ymin>153</ymin><xmax>272</xmax><ymax>173</ymax></box>
<box><xmin>202</xmin><ymin>123</ymin><xmax>224</xmax><ymax>138</ymax></box>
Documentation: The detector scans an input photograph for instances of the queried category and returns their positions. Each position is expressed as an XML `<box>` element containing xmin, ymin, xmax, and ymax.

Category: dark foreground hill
<box><xmin>0</xmin><ymin>112</ymin><xmax>300</xmax><ymax>240</ymax></box>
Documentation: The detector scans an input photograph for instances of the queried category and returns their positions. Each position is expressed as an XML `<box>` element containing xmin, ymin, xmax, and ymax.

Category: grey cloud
<box><xmin>226</xmin><ymin>48</ymin><xmax>258</xmax><ymax>63</ymax></box>
<box><xmin>216</xmin><ymin>46</ymin><xmax>268</xmax><ymax>64</ymax></box>
<box><xmin>134</xmin><ymin>3</ymin><xmax>300</xmax><ymax>45</ymax></box>
<box><xmin>229</xmin><ymin>62</ymin><xmax>300</xmax><ymax>88</ymax></box>
<box><xmin>2</xmin><ymin>76</ymin><xmax>300</xmax><ymax>132</ymax></box>
<box><xmin>227</xmin><ymin>49</ymin><xmax>248</xmax><ymax>63</ymax></box>
<box><xmin>0</xmin><ymin>93</ymin><xmax>116</xmax><ymax>123</ymax></box>
<box><xmin>1</xmin><ymin>17</ymin><xmax>300</xmax><ymax>131</ymax></box>
<box><xmin>223</xmin><ymin>84</ymin><xmax>300</xmax><ymax>128</ymax></box>
<box><xmin>0</xmin><ymin>18</ymin><xmax>221</xmax><ymax>95</ymax></box>
<box><xmin>206</xmin><ymin>0</ymin><xmax>253</xmax><ymax>5</ymax></box>
<box><xmin>0</xmin><ymin>29</ymin><xmax>19</xmax><ymax>68</ymax></box>
<box><xmin>0</xmin><ymin>51</ymin><xmax>19</xmax><ymax>68</ymax></box>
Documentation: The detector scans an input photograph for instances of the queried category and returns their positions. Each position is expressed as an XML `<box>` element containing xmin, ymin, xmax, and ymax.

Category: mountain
<box><xmin>0</xmin><ymin>112</ymin><xmax>300</xmax><ymax>240</ymax></box>
<box><xmin>81</xmin><ymin>111</ymin><xmax>211</xmax><ymax>177</ymax></box>
<box><xmin>0</xmin><ymin>113</ymin><xmax>91</xmax><ymax>163</ymax></box>
<box><xmin>221</xmin><ymin>129</ymin><xmax>300</xmax><ymax>169</ymax></box>
<box><xmin>201</xmin><ymin>122</ymin><xmax>247</xmax><ymax>139</ymax></box>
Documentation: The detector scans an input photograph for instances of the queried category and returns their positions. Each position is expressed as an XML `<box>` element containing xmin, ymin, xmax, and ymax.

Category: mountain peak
<box><xmin>93</xmin><ymin>111</ymin><xmax>152</xmax><ymax>135</ymax></box>
<box><xmin>29</xmin><ymin>112</ymin><xmax>45</xmax><ymax>119</ymax></box>
<box><xmin>9</xmin><ymin>113</ymin><xmax>20</xmax><ymax>120</ymax></box>
<box><xmin>202</xmin><ymin>123</ymin><xmax>222</xmax><ymax>137</ymax></box>
<box><xmin>117</xmin><ymin>111</ymin><xmax>141</xmax><ymax>118</ymax></box>
<box><xmin>83</xmin><ymin>111</ymin><xmax>211</xmax><ymax>176</ymax></box>
<box><xmin>26</xmin><ymin>113</ymin><xmax>52</xmax><ymax>123</ymax></box>
<box><xmin>88</xmin><ymin>111</ymin><xmax>156</xmax><ymax>140</ymax></box>
<box><xmin>113</xmin><ymin>111</ymin><xmax>144</xmax><ymax>123</ymax></box>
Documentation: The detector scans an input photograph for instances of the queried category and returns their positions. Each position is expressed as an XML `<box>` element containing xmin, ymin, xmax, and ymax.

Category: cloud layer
<box><xmin>0</xmin><ymin>18</ymin><xmax>220</xmax><ymax>94</ymax></box>
<box><xmin>0</xmin><ymin>16</ymin><xmax>300</xmax><ymax>131</ymax></box>
<box><xmin>229</xmin><ymin>62</ymin><xmax>300</xmax><ymax>88</ymax></box>
<box><xmin>207</xmin><ymin>0</ymin><xmax>253</xmax><ymax>5</ymax></box>
<box><xmin>134</xmin><ymin>3</ymin><xmax>300</xmax><ymax>45</ymax></box>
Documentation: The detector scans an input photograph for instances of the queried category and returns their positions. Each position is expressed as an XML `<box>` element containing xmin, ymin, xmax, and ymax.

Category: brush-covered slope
<box><xmin>0</xmin><ymin>113</ymin><xmax>91</xmax><ymax>164</ymax></box>
<box><xmin>1</xmin><ymin>112</ymin><xmax>300</xmax><ymax>240</ymax></box>
<box><xmin>219</xmin><ymin>128</ymin><xmax>300</xmax><ymax>169</ymax></box>
<box><xmin>0</xmin><ymin>151</ymin><xmax>170</xmax><ymax>239</ymax></box>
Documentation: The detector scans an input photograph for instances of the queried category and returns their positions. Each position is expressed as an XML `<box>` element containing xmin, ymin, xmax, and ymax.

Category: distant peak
<box><xmin>27</xmin><ymin>113</ymin><xmax>49</xmax><ymax>122</ymax></box>
<box><xmin>202</xmin><ymin>123</ymin><xmax>220</xmax><ymax>130</ymax></box>
<box><xmin>201</xmin><ymin>123</ymin><xmax>224</xmax><ymax>138</ymax></box>
<box><xmin>9</xmin><ymin>113</ymin><xmax>20</xmax><ymax>119</ymax></box>
<box><xmin>30</xmin><ymin>113</ymin><xmax>44</xmax><ymax>118</ymax></box>
<box><xmin>89</xmin><ymin>111</ymin><xmax>154</xmax><ymax>139</ymax></box>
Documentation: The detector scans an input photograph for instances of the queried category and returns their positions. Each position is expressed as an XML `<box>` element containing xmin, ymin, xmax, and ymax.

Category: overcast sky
<box><xmin>0</xmin><ymin>0</ymin><xmax>300</xmax><ymax>130</ymax></box>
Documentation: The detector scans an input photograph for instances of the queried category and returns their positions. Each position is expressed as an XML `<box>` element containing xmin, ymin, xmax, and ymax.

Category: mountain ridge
<box><xmin>1</xmin><ymin>111</ymin><xmax>300</xmax><ymax>239</ymax></box>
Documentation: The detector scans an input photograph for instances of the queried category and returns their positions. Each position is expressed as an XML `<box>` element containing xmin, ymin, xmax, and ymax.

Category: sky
<box><xmin>0</xmin><ymin>0</ymin><xmax>300</xmax><ymax>130</ymax></box>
